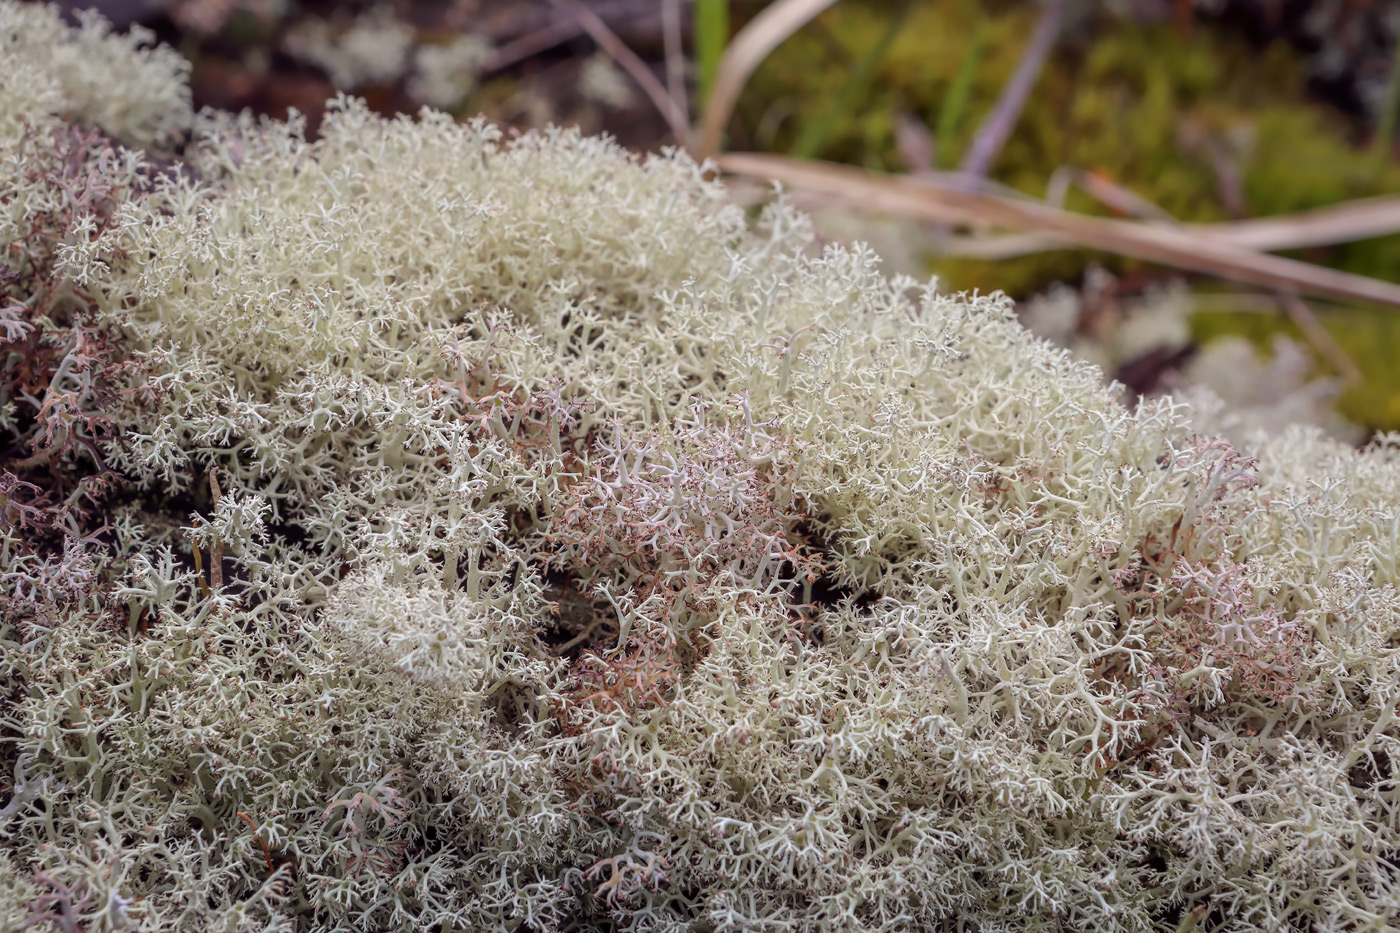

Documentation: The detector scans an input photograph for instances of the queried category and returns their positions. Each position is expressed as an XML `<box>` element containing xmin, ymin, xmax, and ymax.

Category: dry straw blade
<box><xmin>947</xmin><ymin>195</ymin><xmax>1400</xmax><ymax>260</ymax></box>
<box><xmin>1191</xmin><ymin>196</ymin><xmax>1400</xmax><ymax>252</ymax></box>
<box><xmin>716</xmin><ymin>152</ymin><xmax>1400</xmax><ymax>309</ymax></box>
<box><xmin>693</xmin><ymin>0</ymin><xmax>840</xmax><ymax>160</ymax></box>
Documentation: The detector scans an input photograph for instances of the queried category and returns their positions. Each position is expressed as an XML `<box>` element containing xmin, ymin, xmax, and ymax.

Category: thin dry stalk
<box><xmin>693</xmin><ymin>0</ymin><xmax>840</xmax><ymax>159</ymax></box>
<box><xmin>1041</xmin><ymin>170</ymin><xmax>1360</xmax><ymax>379</ymax></box>
<box><xmin>481</xmin><ymin>0</ymin><xmax>656</xmax><ymax>73</ymax></box>
<box><xmin>944</xmin><ymin>195</ymin><xmax>1400</xmax><ymax>259</ymax></box>
<box><xmin>484</xmin><ymin>20</ymin><xmax>589</xmax><ymax>74</ymax></box>
<box><xmin>661</xmin><ymin>0</ymin><xmax>690</xmax><ymax>135</ymax></box>
<box><xmin>958</xmin><ymin>0</ymin><xmax>1068</xmax><ymax>188</ymax></box>
<box><xmin>894</xmin><ymin>112</ymin><xmax>936</xmax><ymax>175</ymax></box>
<box><xmin>1199</xmin><ymin>196</ymin><xmax>1400</xmax><ymax>252</ymax></box>
<box><xmin>1045</xmin><ymin>166</ymin><xmax>1176</xmax><ymax>221</ymax></box>
<box><xmin>1276</xmin><ymin>291</ymin><xmax>1364</xmax><ymax>386</ymax></box>
<box><xmin>547</xmin><ymin>0</ymin><xmax>689</xmax><ymax>144</ymax></box>
<box><xmin>192</xmin><ymin>532</ymin><xmax>211</xmax><ymax>598</ymax></box>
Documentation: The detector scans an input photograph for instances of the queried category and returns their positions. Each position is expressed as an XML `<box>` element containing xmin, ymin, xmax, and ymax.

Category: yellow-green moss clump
<box><xmin>741</xmin><ymin>0</ymin><xmax>1400</xmax><ymax>289</ymax></box>
<box><xmin>5</xmin><ymin>6</ymin><xmax>1400</xmax><ymax>931</ymax></box>
<box><xmin>1191</xmin><ymin>304</ymin><xmax>1400</xmax><ymax>432</ymax></box>
<box><xmin>739</xmin><ymin>0</ymin><xmax>1400</xmax><ymax>430</ymax></box>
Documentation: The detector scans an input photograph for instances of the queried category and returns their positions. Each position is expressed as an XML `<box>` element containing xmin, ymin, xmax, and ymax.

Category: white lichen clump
<box><xmin>1022</xmin><ymin>277</ymin><xmax>1360</xmax><ymax>444</ymax></box>
<box><xmin>409</xmin><ymin>34</ymin><xmax>494</xmax><ymax>112</ymax></box>
<box><xmin>0</xmin><ymin>3</ymin><xmax>191</xmax><ymax>150</ymax></box>
<box><xmin>2</xmin><ymin>5</ymin><xmax>1399</xmax><ymax>932</ymax></box>
<box><xmin>285</xmin><ymin>5</ymin><xmax>416</xmax><ymax>92</ymax></box>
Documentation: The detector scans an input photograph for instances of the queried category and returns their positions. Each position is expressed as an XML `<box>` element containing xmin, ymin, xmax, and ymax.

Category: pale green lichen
<box><xmin>284</xmin><ymin>5</ymin><xmax>417</xmax><ymax>92</ymax></box>
<box><xmin>0</xmin><ymin>2</ymin><xmax>191</xmax><ymax>149</ymax></box>
<box><xmin>409</xmin><ymin>35</ymin><xmax>494</xmax><ymax>112</ymax></box>
<box><xmin>3</xmin><ymin>6</ymin><xmax>1400</xmax><ymax>932</ymax></box>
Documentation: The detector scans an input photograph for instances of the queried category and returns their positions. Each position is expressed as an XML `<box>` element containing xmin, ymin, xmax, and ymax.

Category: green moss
<box><xmin>744</xmin><ymin>1</ymin><xmax>1400</xmax><ymax>240</ymax></box>
<box><xmin>739</xmin><ymin>0</ymin><xmax>1400</xmax><ymax>428</ymax></box>
<box><xmin>1192</xmin><ymin>302</ymin><xmax>1400</xmax><ymax>431</ymax></box>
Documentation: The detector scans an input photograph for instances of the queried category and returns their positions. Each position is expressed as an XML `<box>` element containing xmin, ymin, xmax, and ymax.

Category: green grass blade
<box><xmin>790</xmin><ymin>3</ymin><xmax>907</xmax><ymax>160</ymax></box>
<box><xmin>936</xmin><ymin>23</ymin><xmax>986</xmax><ymax>169</ymax></box>
<box><xmin>1375</xmin><ymin>30</ymin><xmax>1400</xmax><ymax>165</ymax></box>
<box><xmin>695</xmin><ymin>0</ymin><xmax>730</xmax><ymax>110</ymax></box>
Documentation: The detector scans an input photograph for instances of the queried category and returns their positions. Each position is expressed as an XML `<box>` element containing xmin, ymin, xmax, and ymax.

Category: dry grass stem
<box><xmin>694</xmin><ymin>0</ymin><xmax>840</xmax><ymax>159</ymax></box>
<box><xmin>1276</xmin><ymin>291</ymin><xmax>1365</xmax><ymax>386</ymax></box>
<box><xmin>547</xmin><ymin>0</ymin><xmax>689</xmax><ymax>143</ymax></box>
<box><xmin>718</xmin><ymin>151</ymin><xmax>1400</xmax><ymax>307</ymax></box>
<box><xmin>957</xmin><ymin>0</ymin><xmax>1068</xmax><ymax>187</ymax></box>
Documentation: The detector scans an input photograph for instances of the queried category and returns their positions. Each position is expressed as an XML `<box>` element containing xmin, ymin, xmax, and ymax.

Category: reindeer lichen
<box><xmin>2</xmin><ymin>6</ymin><xmax>1399</xmax><ymax>931</ymax></box>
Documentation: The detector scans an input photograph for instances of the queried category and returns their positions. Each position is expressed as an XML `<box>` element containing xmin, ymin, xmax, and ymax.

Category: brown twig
<box><xmin>957</xmin><ymin>0</ymin><xmax>1068</xmax><ymax>188</ymax></box>
<box><xmin>208</xmin><ymin>465</ymin><xmax>223</xmax><ymax>592</ymax></box>
<box><xmin>552</xmin><ymin>616</ymin><xmax>611</xmax><ymax>656</ymax></box>
<box><xmin>483</xmin><ymin>20</ymin><xmax>588</xmax><ymax>74</ymax></box>
<box><xmin>1045</xmin><ymin>166</ymin><xmax>1176</xmax><ymax>221</ymax></box>
<box><xmin>931</xmin><ymin>194</ymin><xmax>1400</xmax><ymax>259</ymax></box>
<box><xmin>192</xmin><ymin>529</ymin><xmax>211</xmax><ymax>598</ymax></box>
<box><xmin>894</xmin><ymin>112</ymin><xmax>936</xmax><ymax>175</ymax></box>
<box><xmin>547</xmin><ymin>0</ymin><xmax>689</xmax><ymax>145</ymax></box>
<box><xmin>1049</xmin><ymin>171</ymin><xmax>1361</xmax><ymax>384</ymax></box>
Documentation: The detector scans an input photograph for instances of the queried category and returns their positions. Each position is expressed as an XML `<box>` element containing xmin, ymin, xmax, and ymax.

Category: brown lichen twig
<box><xmin>236</xmin><ymin>810</ymin><xmax>276</xmax><ymax>873</ymax></box>
<box><xmin>17</xmin><ymin>872</ymin><xmax>95</xmax><ymax>933</ymax></box>
<box><xmin>661</xmin><ymin>0</ymin><xmax>690</xmax><ymax>135</ymax></box>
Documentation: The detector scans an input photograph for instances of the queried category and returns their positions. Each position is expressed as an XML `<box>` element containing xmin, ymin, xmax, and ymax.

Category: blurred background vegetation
<box><xmin>54</xmin><ymin>0</ymin><xmax>1400</xmax><ymax>438</ymax></box>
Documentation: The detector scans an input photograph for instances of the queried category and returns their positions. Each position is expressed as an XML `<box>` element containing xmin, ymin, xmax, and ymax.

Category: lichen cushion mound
<box><xmin>3</xmin><ymin>6</ymin><xmax>1399</xmax><ymax>931</ymax></box>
